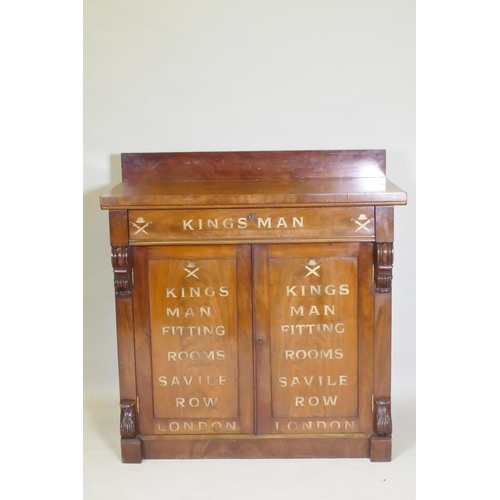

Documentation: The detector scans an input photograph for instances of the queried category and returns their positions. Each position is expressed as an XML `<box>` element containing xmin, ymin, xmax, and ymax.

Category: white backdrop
<box><xmin>83</xmin><ymin>1</ymin><xmax>415</xmax><ymax>497</ymax></box>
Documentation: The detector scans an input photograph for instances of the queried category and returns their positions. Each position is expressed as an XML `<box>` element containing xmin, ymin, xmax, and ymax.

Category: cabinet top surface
<box><xmin>100</xmin><ymin>150</ymin><xmax>407</xmax><ymax>209</ymax></box>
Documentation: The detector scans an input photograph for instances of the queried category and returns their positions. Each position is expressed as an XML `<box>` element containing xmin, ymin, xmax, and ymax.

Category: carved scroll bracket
<box><xmin>120</xmin><ymin>399</ymin><xmax>137</xmax><ymax>438</ymax></box>
<box><xmin>374</xmin><ymin>397</ymin><xmax>392</xmax><ymax>437</ymax></box>
<box><xmin>375</xmin><ymin>242</ymin><xmax>394</xmax><ymax>293</ymax></box>
<box><xmin>111</xmin><ymin>246</ymin><xmax>132</xmax><ymax>297</ymax></box>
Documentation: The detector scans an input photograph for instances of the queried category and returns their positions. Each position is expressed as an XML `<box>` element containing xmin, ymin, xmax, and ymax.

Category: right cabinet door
<box><xmin>253</xmin><ymin>243</ymin><xmax>374</xmax><ymax>435</ymax></box>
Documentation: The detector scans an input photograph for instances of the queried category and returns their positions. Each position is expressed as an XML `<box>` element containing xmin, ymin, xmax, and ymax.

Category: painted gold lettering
<box><xmin>182</xmin><ymin>220</ymin><xmax>194</xmax><ymax>230</ymax></box>
<box><xmin>276</xmin><ymin>217</ymin><xmax>287</xmax><ymax>228</ymax></box>
<box><xmin>274</xmin><ymin>420</ymin><xmax>356</xmax><ymax>432</ymax></box>
<box><xmin>162</xmin><ymin>325</ymin><xmax>226</xmax><ymax>336</ymax></box>
<box><xmin>166</xmin><ymin>350</ymin><xmax>226</xmax><ymax>361</ymax></box>
<box><xmin>279</xmin><ymin>323</ymin><xmax>346</xmax><ymax>335</ymax></box>
<box><xmin>324</xmin><ymin>305</ymin><xmax>335</xmax><ymax>315</ymax></box>
<box><xmin>281</xmin><ymin>284</ymin><xmax>350</xmax><ymax>296</ymax></box>
<box><xmin>294</xmin><ymin>397</ymin><xmax>304</xmax><ymax>407</ymax></box>
<box><xmin>164</xmin><ymin>287</ymin><xmax>230</xmax><ymax>298</ymax></box>
<box><xmin>276</xmin><ymin>375</ymin><xmax>348</xmax><ymax>387</ymax></box>
<box><xmin>293</xmin><ymin>396</ymin><xmax>338</xmax><ymax>407</ymax></box>
<box><xmin>157</xmin><ymin>375</ymin><xmax>228</xmax><ymax>386</ymax></box>
<box><xmin>207</xmin><ymin>219</ymin><xmax>219</xmax><ymax>229</ymax></box>
<box><xmin>222</xmin><ymin>218</ymin><xmax>234</xmax><ymax>229</ymax></box>
<box><xmin>284</xmin><ymin>349</ymin><xmax>343</xmax><ymax>360</ymax></box>
<box><xmin>175</xmin><ymin>397</ymin><xmax>218</xmax><ymax>408</ymax></box>
<box><xmin>257</xmin><ymin>217</ymin><xmax>272</xmax><ymax>228</ymax></box>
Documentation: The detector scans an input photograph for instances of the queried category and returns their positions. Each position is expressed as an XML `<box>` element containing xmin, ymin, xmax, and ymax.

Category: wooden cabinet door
<box><xmin>253</xmin><ymin>243</ymin><xmax>374</xmax><ymax>435</ymax></box>
<box><xmin>134</xmin><ymin>245</ymin><xmax>254</xmax><ymax>435</ymax></box>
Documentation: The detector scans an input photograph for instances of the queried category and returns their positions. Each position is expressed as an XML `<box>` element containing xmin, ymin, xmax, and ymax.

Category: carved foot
<box><xmin>370</xmin><ymin>436</ymin><xmax>392</xmax><ymax>462</ymax></box>
<box><xmin>121</xmin><ymin>438</ymin><xmax>142</xmax><ymax>463</ymax></box>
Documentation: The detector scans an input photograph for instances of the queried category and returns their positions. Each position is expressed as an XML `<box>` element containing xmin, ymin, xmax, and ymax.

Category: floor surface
<box><xmin>83</xmin><ymin>390</ymin><xmax>415</xmax><ymax>500</ymax></box>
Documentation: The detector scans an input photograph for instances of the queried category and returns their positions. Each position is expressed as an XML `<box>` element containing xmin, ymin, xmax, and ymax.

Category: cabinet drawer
<box><xmin>128</xmin><ymin>207</ymin><xmax>375</xmax><ymax>244</ymax></box>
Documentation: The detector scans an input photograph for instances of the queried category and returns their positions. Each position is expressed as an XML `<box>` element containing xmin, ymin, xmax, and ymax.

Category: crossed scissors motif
<box><xmin>184</xmin><ymin>262</ymin><xmax>200</xmax><ymax>279</ymax></box>
<box><xmin>305</xmin><ymin>260</ymin><xmax>321</xmax><ymax>277</ymax></box>
<box><xmin>352</xmin><ymin>215</ymin><xmax>374</xmax><ymax>233</ymax></box>
<box><xmin>130</xmin><ymin>217</ymin><xmax>152</xmax><ymax>235</ymax></box>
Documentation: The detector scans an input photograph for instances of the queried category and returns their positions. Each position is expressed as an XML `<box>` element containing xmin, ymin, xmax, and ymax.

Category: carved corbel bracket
<box><xmin>120</xmin><ymin>399</ymin><xmax>137</xmax><ymax>438</ymax></box>
<box><xmin>374</xmin><ymin>397</ymin><xmax>392</xmax><ymax>436</ymax></box>
<box><xmin>375</xmin><ymin>242</ymin><xmax>394</xmax><ymax>293</ymax></box>
<box><xmin>111</xmin><ymin>246</ymin><xmax>132</xmax><ymax>297</ymax></box>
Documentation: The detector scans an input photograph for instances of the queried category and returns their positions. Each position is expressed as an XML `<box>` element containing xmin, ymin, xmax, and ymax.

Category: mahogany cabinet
<box><xmin>100</xmin><ymin>150</ymin><xmax>407</xmax><ymax>463</ymax></box>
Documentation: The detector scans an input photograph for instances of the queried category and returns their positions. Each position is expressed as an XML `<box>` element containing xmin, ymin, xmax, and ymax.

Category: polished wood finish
<box><xmin>100</xmin><ymin>150</ymin><xmax>407</xmax><ymax>463</ymax></box>
<box><xmin>370</xmin><ymin>436</ymin><xmax>391</xmax><ymax>462</ymax></box>
<box><xmin>101</xmin><ymin>178</ymin><xmax>406</xmax><ymax>209</ymax></box>
<box><xmin>121</xmin><ymin>438</ymin><xmax>142</xmax><ymax>464</ymax></box>
<box><xmin>141</xmin><ymin>434</ymin><xmax>371</xmax><ymax>459</ymax></box>
<box><xmin>120</xmin><ymin>150</ymin><xmax>387</xmax><ymax>182</ymax></box>
<box><xmin>253</xmin><ymin>243</ymin><xmax>373</xmax><ymax>435</ymax></box>
<box><xmin>133</xmin><ymin>245</ymin><xmax>254</xmax><ymax>436</ymax></box>
<box><xmin>128</xmin><ymin>207</ymin><xmax>375</xmax><ymax>245</ymax></box>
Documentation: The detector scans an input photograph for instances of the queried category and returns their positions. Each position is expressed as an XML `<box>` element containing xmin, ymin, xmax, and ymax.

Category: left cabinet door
<box><xmin>133</xmin><ymin>245</ymin><xmax>254</xmax><ymax>436</ymax></box>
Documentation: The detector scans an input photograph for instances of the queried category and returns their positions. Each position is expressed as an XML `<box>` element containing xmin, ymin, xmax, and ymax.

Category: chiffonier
<box><xmin>99</xmin><ymin>150</ymin><xmax>407</xmax><ymax>463</ymax></box>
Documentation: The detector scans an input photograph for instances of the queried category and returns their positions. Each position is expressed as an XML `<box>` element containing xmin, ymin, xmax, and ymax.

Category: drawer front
<box><xmin>128</xmin><ymin>207</ymin><xmax>375</xmax><ymax>244</ymax></box>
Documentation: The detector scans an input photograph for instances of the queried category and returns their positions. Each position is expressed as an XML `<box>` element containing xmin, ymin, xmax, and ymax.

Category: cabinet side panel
<box><xmin>374</xmin><ymin>294</ymin><xmax>392</xmax><ymax>396</ymax></box>
<box><xmin>109</xmin><ymin>210</ymin><xmax>129</xmax><ymax>245</ymax></box>
<box><xmin>108</xmin><ymin>211</ymin><xmax>137</xmax><ymax>403</ymax></box>
<box><xmin>375</xmin><ymin>207</ymin><xmax>394</xmax><ymax>242</ymax></box>
<box><xmin>115</xmin><ymin>297</ymin><xmax>137</xmax><ymax>400</ymax></box>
